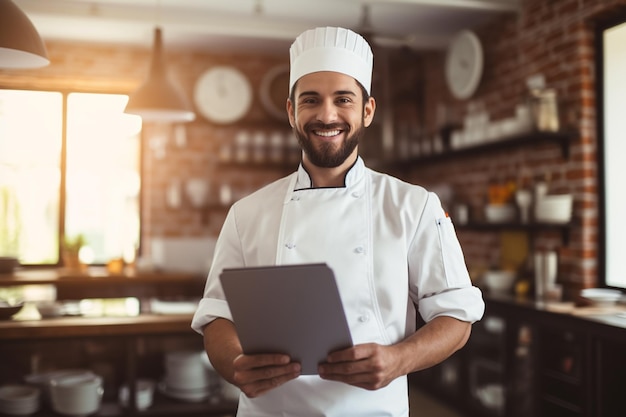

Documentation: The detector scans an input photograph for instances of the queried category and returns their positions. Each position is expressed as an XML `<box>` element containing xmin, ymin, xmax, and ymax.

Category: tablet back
<box><xmin>219</xmin><ymin>263</ymin><xmax>353</xmax><ymax>375</ymax></box>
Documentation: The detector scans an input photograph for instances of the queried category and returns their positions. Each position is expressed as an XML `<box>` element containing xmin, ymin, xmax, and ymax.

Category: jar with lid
<box><xmin>529</xmin><ymin>88</ymin><xmax>559</xmax><ymax>131</ymax></box>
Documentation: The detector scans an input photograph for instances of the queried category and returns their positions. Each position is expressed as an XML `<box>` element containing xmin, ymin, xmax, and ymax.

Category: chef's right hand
<box><xmin>231</xmin><ymin>353</ymin><xmax>301</xmax><ymax>397</ymax></box>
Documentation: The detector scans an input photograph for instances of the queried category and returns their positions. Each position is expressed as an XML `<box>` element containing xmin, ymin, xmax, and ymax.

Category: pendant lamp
<box><xmin>125</xmin><ymin>27</ymin><xmax>195</xmax><ymax>123</ymax></box>
<box><xmin>0</xmin><ymin>0</ymin><xmax>49</xmax><ymax>68</ymax></box>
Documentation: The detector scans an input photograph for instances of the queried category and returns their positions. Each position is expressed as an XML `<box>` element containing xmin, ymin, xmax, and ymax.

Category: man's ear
<box><xmin>287</xmin><ymin>98</ymin><xmax>295</xmax><ymax>128</ymax></box>
<box><xmin>363</xmin><ymin>96</ymin><xmax>376</xmax><ymax>127</ymax></box>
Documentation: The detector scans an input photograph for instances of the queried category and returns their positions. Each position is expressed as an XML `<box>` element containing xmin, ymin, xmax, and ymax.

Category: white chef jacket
<box><xmin>192</xmin><ymin>157</ymin><xmax>485</xmax><ymax>417</ymax></box>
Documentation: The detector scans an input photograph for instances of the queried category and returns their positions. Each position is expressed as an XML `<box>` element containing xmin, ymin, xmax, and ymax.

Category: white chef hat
<box><xmin>289</xmin><ymin>26</ymin><xmax>374</xmax><ymax>95</ymax></box>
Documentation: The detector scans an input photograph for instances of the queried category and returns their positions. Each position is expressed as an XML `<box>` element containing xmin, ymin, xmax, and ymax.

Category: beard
<box><xmin>294</xmin><ymin>120</ymin><xmax>365</xmax><ymax>168</ymax></box>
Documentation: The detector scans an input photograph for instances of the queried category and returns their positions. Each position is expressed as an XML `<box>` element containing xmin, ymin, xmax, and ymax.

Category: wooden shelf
<box><xmin>384</xmin><ymin>129</ymin><xmax>577</xmax><ymax>171</ymax></box>
<box><xmin>456</xmin><ymin>221</ymin><xmax>571</xmax><ymax>244</ymax></box>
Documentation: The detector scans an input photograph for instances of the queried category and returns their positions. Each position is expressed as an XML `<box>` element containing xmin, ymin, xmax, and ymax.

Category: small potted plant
<box><xmin>61</xmin><ymin>234</ymin><xmax>86</xmax><ymax>271</ymax></box>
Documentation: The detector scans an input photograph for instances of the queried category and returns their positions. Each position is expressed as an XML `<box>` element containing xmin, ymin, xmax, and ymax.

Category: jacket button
<box><xmin>354</xmin><ymin>246</ymin><xmax>365</xmax><ymax>254</ymax></box>
<box><xmin>285</xmin><ymin>242</ymin><xmax>296</xmax><ymax>249</ymax></box>
<box><xmin>291</xmin><ymin>195</ymin><xmax>300</xmax><ymax>201</ymax></box>
<box><xmin>358</xmin><ymin>314</ymin><xmax>370</xmax><ymax>323</ymax></box>
<box><xmin>351</xmin><ymin>192</ymin><xmax>361</xmax><ymax>198</ymax></box>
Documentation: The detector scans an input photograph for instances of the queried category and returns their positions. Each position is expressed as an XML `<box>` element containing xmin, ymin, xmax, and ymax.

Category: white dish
<box><xmin>0</xmin><ymin>384</ymin><xmax>40</xmax><ymax>416</ymax></box>
<box><xmin>581</xmin><ymin>288</ymin><xmax>622</xmax><ymax>306</ymax></box>
<box><xmin>157</xmin><ymin>381</ymin><xmax>209</xmax><ymax>403</ymax></box>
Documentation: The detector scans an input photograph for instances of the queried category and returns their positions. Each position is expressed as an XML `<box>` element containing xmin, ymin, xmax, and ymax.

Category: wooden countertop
<box><xmin>0</xmin><ymin>313</ymin><xmax>195</xmax><ymax>340</ymax></box>
<box><xmin>485</xmin><ymin>293</ymin><xmax>626</xmax><ymax>340</ymax></box>
<box><xmin>0</xmin><ymin>267</ymin><xmax>205</xmax><ymax>286</ymax></box>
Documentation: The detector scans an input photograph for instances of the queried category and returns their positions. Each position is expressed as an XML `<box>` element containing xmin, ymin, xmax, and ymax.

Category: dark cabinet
<box><xmin>410</xmin><ymin>296</ymin><xmax>626</xmax><ymax>417</ymax></box>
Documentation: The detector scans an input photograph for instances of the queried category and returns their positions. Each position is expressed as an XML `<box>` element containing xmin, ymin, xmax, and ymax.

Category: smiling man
<box><xmin>192</xmin><ymin>26</ymin><xmax>484</xmax><ymax>417</ymax></box>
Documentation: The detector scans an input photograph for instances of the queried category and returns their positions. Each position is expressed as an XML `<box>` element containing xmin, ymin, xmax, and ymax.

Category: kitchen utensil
<box><xmin>515</xmin><ymin>189</ymin><xmax>532</xmax><ymax>223</ymax></box>
<box><xmin>529</xmin><ymin>88</ymin><xmax>559</xmax><ymax>131</ymax></box>
<box><xmin>24</xmin><ymin>369</ymin><xmax>96</xmax><ymax>406</ymax></box>
<box><xmin>118</xmin><ymin>379</ymin><xmax>154</xmax><ymax>410</ymax></box>
<box><xmin>49</xmin><ymin>373</ymin><xmax>103</xmax><ymax>417</ymax></box>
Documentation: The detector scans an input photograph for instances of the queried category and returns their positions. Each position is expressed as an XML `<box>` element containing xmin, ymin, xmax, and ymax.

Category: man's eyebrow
<box><xmin>297</xmin><ymin>90</ymin><xmax>357</xmax><ymax>99</ymax></box>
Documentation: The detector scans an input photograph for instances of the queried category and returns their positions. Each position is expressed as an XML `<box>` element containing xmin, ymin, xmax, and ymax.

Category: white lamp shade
<box><xmin>0</xmin><ymin>0</ymin><xmax>49</xmax><ymax>68</ymax></box>
<box><xmin>125</xmin><ymin>27</ymin><xmax>195</xmax><ymax>123</ymax></box>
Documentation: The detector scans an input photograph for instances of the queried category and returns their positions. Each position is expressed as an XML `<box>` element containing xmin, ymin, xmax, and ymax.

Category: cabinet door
<box><xmin>538</xmin><ymin>328</ymin><xmax>587</xmax><ymax>417</ymax></box>
<box><xmin>594</xmin><ymin>337</ymin><xmax>626</xmax><ymax>417</ymax></box>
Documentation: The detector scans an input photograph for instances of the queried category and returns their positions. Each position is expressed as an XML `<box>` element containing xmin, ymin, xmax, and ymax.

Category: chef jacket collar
<box><xmin>295</xmin><ymin>156</ymin><xmax>365</xmax><ymax>190</ymax></box>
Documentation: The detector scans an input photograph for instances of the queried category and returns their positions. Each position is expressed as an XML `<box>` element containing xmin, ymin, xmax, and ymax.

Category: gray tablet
<box><xmin>219</xmin><ymin>263</ymin><xmax>353</xmax><ymax>375</ymax></box>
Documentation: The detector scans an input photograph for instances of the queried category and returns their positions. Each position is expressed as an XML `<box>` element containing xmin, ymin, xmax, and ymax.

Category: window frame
<box><xmin>0</xmin><ymin>86</ymin><xmax>144</xmax><ymax>268</ymax></box>
<box><xmin>595</xmin><ymin>11</ymin><xmax>626</xmax><ymax>290</ymax></box>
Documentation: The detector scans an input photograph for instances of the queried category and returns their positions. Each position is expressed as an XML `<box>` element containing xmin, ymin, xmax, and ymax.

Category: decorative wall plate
<box><xmin>445</xmin><ymin>30</ymin><xmax>483</xmax><ymax>100</ymax></box>
<box><xmin>194</xmin><ymin>66</ymin><xmax>252</xmax><ymax>124</ymax></box>
<box><xmin>259</xmin><ymin>64</ymin><xmax>290</xmax><ymax>121</ymax></box>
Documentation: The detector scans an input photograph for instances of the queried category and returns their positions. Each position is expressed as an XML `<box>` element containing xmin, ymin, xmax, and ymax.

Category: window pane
<box><xmin>603</xmin><ymin>21</ymin><xmax>626</xmax><ymax>289</ymax></box>
<box><xmin>0</xmin><ymin>90</ymin><xmax>62</xmax><ymax>264</ymax></box>
<box><xmin>65</xmin><ymin>93</ymin><xmax>142</xmax><ymax>265</ymax></box>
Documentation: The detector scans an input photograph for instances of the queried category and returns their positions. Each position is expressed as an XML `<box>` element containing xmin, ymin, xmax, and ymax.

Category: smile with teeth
<box><xmin>313</xmin><ymin>129</ymin><xmax>342</xmax><ymax>137</ymax></box>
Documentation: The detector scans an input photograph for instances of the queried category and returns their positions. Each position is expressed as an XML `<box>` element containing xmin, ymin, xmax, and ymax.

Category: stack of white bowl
<box><xmin>159</xmin><ymin>351</ymin><xmax>213</xmax><ymax>402</ymax></box>
<box><xmin>0</xmin><ymin>385</ymin><xmax>40</xmax><ymax>416</ymax></box>
<box><xmin>49</xmin><ymin>372</ymin><xmax>103</xmax><ymax>417</ymax></box>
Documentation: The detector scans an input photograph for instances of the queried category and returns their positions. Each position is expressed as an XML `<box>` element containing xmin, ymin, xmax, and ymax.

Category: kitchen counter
<box><xmin>0</xmin><ymin>267</ymin><xmax>205</xmax><ymax>285</ymax></box>
<box><xmin>484</xmin><ymin>293</ymin><xmax>626</xmax><ymax>339</ymax></box>
<box><xmin>0</xmin><ymin>313</ymin><xmax>195</xmax><ymax>340</ymax></box>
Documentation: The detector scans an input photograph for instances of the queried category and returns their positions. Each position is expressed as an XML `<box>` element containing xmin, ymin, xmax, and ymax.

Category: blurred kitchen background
<box><xmin>1</xmin><ymin>1</ymin><xmax>625</xmax><ymax>417</ymax></box>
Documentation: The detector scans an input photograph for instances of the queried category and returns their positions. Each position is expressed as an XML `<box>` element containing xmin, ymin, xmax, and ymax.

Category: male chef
<box><xmin>192</xmin><ymin>26</ymin><xmax>485</xmax><ymax>417</ymax></box>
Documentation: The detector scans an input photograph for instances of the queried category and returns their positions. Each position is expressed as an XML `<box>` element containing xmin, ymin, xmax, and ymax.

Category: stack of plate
<box><xmin>0</xmin><ymin>385</ymin><xmax>40</xmax><ymax>416</ymax></box>
<box><xmin>159</xmin><ymin>351</ymin><xmax>213</xmax><ymax>402</ymax></box>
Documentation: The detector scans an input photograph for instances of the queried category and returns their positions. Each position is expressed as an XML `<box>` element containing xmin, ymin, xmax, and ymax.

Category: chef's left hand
<box><xmin>317</xmin><ymin>343</ymin><xmax>401</xmax><ymax>390</ymax></box>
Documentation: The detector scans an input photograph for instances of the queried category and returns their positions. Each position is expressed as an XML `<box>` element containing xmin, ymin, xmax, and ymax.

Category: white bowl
<box><xmin>535</xmin><ymin>194</ymin><xmax>573</xmax><ymax>223</ymax></box>
<box><xmin>581</xmin><ymin>288</ymin><xmax>623</xmax><ymax>306</ymax></box>
<box><xmin>483</xmin><ymin>270</ymin><xmax>517</xmax><ymax>294</ymax></box>
<box><xmin>0</xmin><ymin>385</ymin><xmax>40</xmax><ymax>415</ymax></box>
<box><xmin>35</xmin><ymin>301</ymin><xmax>64</xmax><ymax>318</ymax></box>
<box><xmin>484</xmin><ymin>204</ymin><xmax>516</xmax><ymax>223</ymax></box>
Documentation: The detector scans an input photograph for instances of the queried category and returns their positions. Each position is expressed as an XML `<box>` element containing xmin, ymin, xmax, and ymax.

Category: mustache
<box><xmin>304</xmin><ymin>122</ymin><xmax>350</xmax><ymax>132</ymax></box>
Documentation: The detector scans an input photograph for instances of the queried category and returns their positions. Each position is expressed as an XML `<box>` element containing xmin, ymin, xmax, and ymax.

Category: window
<box><xmin>0</xmin><ymin>90</ymin><xmax>142</xmax><ymax>266</ymax></box>
<box><xmin>598</xmin><ymin>17</ymin><xmax>626</xmax><ymax>289</ymax></box>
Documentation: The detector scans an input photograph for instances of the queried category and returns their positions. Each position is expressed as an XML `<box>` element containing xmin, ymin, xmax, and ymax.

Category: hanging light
<box><xmin>0</xmin><ymin>0</ymin><xmax>49</xmax><ymax>68</ymax></box>
<box><xmin>125</xmin><ymin>27</ymin><xmax>195</xmax><ymax>123</ymax></box>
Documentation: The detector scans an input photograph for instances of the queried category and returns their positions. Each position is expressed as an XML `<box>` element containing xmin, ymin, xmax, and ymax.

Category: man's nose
<box><xmin>315</xmin><ymin>100</ymin><xmax>338</xmax><ymax>123</ymax></box>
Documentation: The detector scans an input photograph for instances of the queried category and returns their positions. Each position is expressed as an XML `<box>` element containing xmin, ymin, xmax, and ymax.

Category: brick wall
<box><xmin>1</xmin><ymin>0</ymin><xmax>624</xmax><ymax>296</ymax></box>
<box><xmin>403</xmin><ymin>0</ymin><xmax>626</xmax><ymax>297</ymax></box>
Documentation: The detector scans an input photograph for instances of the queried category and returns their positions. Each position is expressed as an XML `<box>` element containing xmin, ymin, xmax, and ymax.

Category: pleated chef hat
<box><xmin>289</xmin><ymin>26</ymin><xmax>374</xmax><ymax>95</ymax></box>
